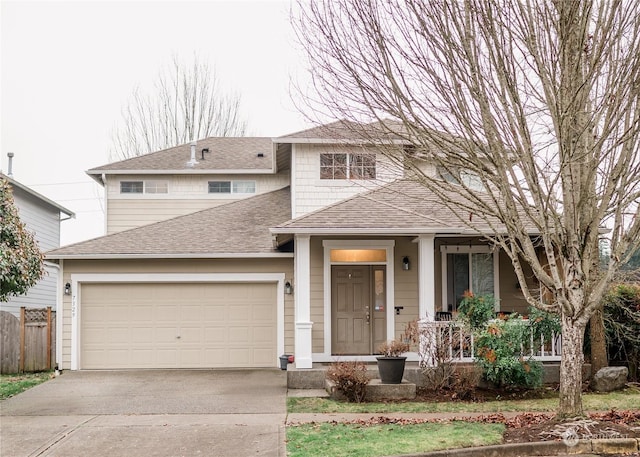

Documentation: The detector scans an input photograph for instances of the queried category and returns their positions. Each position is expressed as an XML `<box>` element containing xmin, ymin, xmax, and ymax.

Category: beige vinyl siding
<box><xmin>392</xmin><ymin>237</ymin><xmax>419</xmax><ymax>339</ymax></box>
<box><xmin>310</xmin><ymin>237</ymin><xmax>325</xmax><ymax>353</ymax></box>
<box><xmin>105</xmin><ymin>173</ymin><xmax>290</xmax><ymax>233</ymax></box>
<box><xmin>107</xmin><ymin>199</ymin><xmax>235</xmax><ymax>234</ymax></box>
<box><xmin>60</xmin><ymin>258</ymin><xmax>294</xmax><ymax>370</ymax></box>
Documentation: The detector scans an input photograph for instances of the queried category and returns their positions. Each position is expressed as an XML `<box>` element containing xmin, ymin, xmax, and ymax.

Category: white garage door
<box><xmin>80</xmin><ymin>282</ymin><xmax>277</xmax><ymax>369</ymax></box>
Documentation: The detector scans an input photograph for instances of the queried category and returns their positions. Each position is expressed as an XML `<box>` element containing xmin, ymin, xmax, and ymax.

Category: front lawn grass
<box><xmin>288</xmin><ymin>385</ymin><xmax>640</xmax><ymax>414</ymax></box>
<box><xmin>0</xmin><ymin>372</ymin><xmax>53</xmax><ymax>400</ymax></box>
<box><xmin>287</xmin><ymin>421</ymin><xmax>504</xmax><ymax>457</ymax></box>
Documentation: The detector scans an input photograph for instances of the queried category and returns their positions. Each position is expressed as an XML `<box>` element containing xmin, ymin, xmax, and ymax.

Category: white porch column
<box><xmin>418</xmin><ymin>235</ymin><xmax>436</xmax><ymax>320</ymax></box>
<box><xmin>294</xmin><ymin>235</ymin><xmax>313</xmax><ymax>368</ymax></box>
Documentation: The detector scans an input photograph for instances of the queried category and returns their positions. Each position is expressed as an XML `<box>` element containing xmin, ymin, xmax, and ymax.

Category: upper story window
<box><xmin>120</xmin><ymin>181</ymin><xmax>143</xmax><ymax>194</ymax></box>
<box><xmin>208</xmin><ymin>180</ymin><xmax>256</xmax><ymax>194</ymax></box>
<box><xmin>437</xmin><ymin>166</ymin><xmax>484</xmax><ymax>191</ymax></box>
<box><xmin>320</xmin><ymin>153</ymin><xmax>376</xmax><ymax>180</ymax></box>
<box><xmin>120</xmin><ymin>180</ymin><xmax>168</xmax><ymax>194</ymax></box>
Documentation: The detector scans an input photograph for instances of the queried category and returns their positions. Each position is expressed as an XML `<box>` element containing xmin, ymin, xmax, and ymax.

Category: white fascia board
<box><xmin>46</xmin><ymin>252</ymin><xmax>294</xmax><ymax>260</ymax></box>
<box><xmin>271</xmin><ymin>227</ymin><xmax>541</xmax><ymax>237</ymax></box>
<box><xmin>87</xmin><ymin>169</ymin><xmax>275</xmax><ymax>176</ymax></box>
<box><xmin>270</xmin><ymin>227</ymin><xmax>466</xmax><ymax>235</ymax></box>
<box><xmin>274</xmin><ymin>138</ymin><xmax>407</xmax><ymax>145</ymax></box>
<box><xmin>3</xmin><ymin>174</ymin><xmax>76</xmax><ymax>218</ymax></box>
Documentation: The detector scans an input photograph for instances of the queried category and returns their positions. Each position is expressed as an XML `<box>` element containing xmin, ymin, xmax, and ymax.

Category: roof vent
<box><xmin>201</xmin><ymin>148</ymin><xmax>210</xmax><ymax>160</ymax></box>
<box><xmin>257</xmin><ymin>153</ymin><xmax>265</xmax><ymax>158</ymax></box>
<box><xmin>186</xmin><ymin>141</ymin><xmax>199</xmax><ymax>167</ymax></box>
<box><xmin>7</xmin><ymin>152</ymin><xmax>14</xmax><ymax>177</ymax></box>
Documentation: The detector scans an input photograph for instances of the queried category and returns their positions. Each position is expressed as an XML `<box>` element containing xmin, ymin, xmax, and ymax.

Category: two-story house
<box><xmin>47</xmin><ymin>121</ymin><xmax>535</xmax><ymax>373</ymax></box>
<box><xmin>0</xmin><ymin>171</ymin><xmax>74</xmax><ymax>317</ymax></box>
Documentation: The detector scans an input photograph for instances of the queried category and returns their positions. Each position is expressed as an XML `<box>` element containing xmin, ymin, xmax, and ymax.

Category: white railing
<box><xmin>417</xmin><ymin>319</ymin><xmax>562</xmax><ymax>366</ymax></box>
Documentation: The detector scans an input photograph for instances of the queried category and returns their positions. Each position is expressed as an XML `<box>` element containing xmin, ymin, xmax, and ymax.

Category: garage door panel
<box><xmin>81</xmin><ymin>282</ymin><xmax>277</xmax><ymax>369</ymax></box>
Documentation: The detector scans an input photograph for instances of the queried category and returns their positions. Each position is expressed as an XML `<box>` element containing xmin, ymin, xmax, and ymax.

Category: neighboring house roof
<box><xmin>46</xmin><ymin>187</ymin><xmax>291</xmax><ymax>259</ymax></box>
<box><xmin>87</xmin><ymin>137</ymin><xmax>275</xmax><ymax>184</ymax></box>
<box><xmin>1</xmin><ymin>173</ymin><xmax>75</xmax><ymax>219</ymax></box>
<box><xmin>271</xmin><ymin>179</ymin><xmax>537</xmax><ymax>236</ymax></box>
<box><xmin>277</xmin><ymin>119</ymin><xmax>407</xmax><ymax>144</ymax></box>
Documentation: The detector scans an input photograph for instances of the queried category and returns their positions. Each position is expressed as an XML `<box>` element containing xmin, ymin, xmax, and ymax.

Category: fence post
<box><xmin>47</xmin><ymin>306</ymin><xmax>52</xmax><ymax>370</ymax></box>
<box><xmin>19</xmin><ymin>307</ymin><xmax>25</xmax><ymax>373</ymax></box>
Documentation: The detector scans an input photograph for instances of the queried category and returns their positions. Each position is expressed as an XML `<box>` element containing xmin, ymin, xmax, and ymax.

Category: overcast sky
<box><xmin>1</xmin><ymin>0</ymin><xmax>311</xmax><ymax>245</ymax></box>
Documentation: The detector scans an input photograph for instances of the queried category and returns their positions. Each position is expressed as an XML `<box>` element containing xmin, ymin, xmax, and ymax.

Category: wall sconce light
<box><xmin>64</xmin><ymin>283</ymin><xmax>71</xmax><ymax>295</ymax></box>
<box><xmin>284</xmin><ymin>281</ymin><xmax>293</xmax><ymax>295</ymax></box>
<box><xmin>402</xmin><ymin>256</ymin><xmax>410</xmax><ymax>271</ymax></box>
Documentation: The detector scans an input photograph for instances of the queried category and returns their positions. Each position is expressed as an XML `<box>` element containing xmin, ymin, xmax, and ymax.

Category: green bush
<box><xmin>458</xmin><ymin>292</ymin><xmax>495</xmax><ymax>330</ymax></box>
<box><xmin>602</xmin><ymin>283</ymin><xmax>640</xmax><ymax>381</ymax></box>
<box><xmin>474</xmin><ymin>317</ymin><xmax>543</xmax><ymax>389</ymax></box>
<box><xmin>326</xmin><ymin>361</ymin><xmax>370</xmax><ymax>403</ymax></box>
<box><xmin>528</xmin><ymin>307</ymin><xmax>561</xmax><ymax>342</ymax></box>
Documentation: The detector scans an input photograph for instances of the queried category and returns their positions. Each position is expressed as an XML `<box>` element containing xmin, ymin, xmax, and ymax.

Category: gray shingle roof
<box><xmin>47</xmin><ymin>187</ymin><xmax>291</xmax><ymax>258</ymax></box>
<box><xmin>88</xmin><ymin>138</ymin><xmax>274</xmax><ymax>175</ymax></box>
<box><xmin>277</xmin><ymin>119</ymin><xmax>407</xmax><ymax>143</ymax></box>
<box><xmin>272</xmin><ymin>180</ymin><xmax>529</xmax><ymax>235</ymax></box>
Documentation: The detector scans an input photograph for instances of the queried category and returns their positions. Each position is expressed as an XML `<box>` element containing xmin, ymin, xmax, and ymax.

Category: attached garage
<box><xmin>70</xmin><ymin>274</ymin><xmax>285</xmax><ymax>370</ymax></box>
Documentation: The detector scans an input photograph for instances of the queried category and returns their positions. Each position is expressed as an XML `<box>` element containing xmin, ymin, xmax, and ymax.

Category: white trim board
<box><xmin>321</xmin><ymin>240</ymin><xmax>396</xmax><ymax>359</ymax></box>
<box><xmin>69</xmin><ymin>273</ymin><xmax>285</xmax><ymax>370</ymax></box>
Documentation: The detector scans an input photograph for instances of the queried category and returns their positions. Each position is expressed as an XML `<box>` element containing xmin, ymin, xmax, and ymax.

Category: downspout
<box><xmin>44</xmin><ymin>260</ymin><xmax>63</xmax><ymax>373</ymax></box>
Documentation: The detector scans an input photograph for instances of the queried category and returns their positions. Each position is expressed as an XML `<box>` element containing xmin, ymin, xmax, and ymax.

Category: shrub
<box><xmin>528</xmin><ymin>307</ymin><xmax>561</xmax><ymax>342</ymax></box>
<box><xmin>474</xmin><ymin>316</ymin><xmax>543</xmax><ymax>389</ymax></box>
<box><xmin>326</xmin><ymin>361</ymin><xmax>370</xmax><ymax>402</ymax></box>
<box><xmin>602</xmin><ymin>283</ymin><xmax>640</xmax><ymax>381</ymax></box>
<box><xmin>376</xmin><ymin>339</ymin><xmax>410</xmax><ymax>357</ymax></box>
<box><xmin>458</xmin><ymin>291</ymin><xmax>496</xmax><ymax>330</ymax></box>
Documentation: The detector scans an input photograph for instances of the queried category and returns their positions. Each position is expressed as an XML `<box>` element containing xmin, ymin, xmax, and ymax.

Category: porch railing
<box><xmin>417</xmin><ymin>319</ymin><xmax>562</xmax><ymax>366</ymax></box>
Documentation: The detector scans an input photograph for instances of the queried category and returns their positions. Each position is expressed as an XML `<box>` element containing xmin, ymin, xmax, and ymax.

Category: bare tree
<box><xmin>111</xmin><ymin>56</ymin><xmax>248</xmax><ymax>160</ymax></box>
<box><xmin>295</xmin><ymin>0</ymin><xmax>640</xmax><ymax>417</ymax></box>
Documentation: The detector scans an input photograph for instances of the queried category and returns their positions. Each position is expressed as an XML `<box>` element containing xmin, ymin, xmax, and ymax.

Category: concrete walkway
<box><xmin>1</xmin><ymin>370</ymin><xmax>288</xmax><ymax>457</ymax></box>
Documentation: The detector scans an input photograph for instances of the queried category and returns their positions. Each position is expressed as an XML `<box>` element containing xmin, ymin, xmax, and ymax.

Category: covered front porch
<box><xmin>286</xmin><ymin>234</ymin><xmax>536</xmax><ymax>369</ymax></box>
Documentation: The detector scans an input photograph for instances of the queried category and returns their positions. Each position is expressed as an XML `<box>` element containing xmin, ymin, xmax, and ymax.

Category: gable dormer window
<box><xmin>320</xmin><ymin>153</ymin><xmax>376</xmax><ymax>180</ymax></box>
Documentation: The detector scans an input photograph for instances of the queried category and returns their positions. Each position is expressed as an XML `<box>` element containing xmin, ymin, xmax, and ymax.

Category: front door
<box><xmin>331</xmin><ymin>266</ymin><xmax>386</xmax><ymax>354</ymax></box>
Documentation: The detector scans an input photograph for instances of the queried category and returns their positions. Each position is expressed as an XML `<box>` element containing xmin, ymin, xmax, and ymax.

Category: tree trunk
<box><xmin>558</xmin><ymin>315</ymin><xmax>586</xmax><ymax>418</ymax></box>
<box><xmin>589</xmin><ymin>308</ymin><xmax>608</xmax><ymax>374</ymax></box>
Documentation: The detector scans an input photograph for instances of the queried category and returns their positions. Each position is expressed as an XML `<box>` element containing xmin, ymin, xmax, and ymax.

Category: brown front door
<box><xmin>331</xmin><ymin>266</ymin><xmax>386</xmax><ymax>355</ymax></box>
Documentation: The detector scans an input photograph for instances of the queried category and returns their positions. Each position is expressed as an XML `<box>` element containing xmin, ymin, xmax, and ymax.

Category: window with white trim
<box><xmin>320</xmin><ymin>153</ymin><xmax>376</xmax><ymax>180</ymax></box>
<box><xmin>441</xmin><ymin>246</ymin><xmax>499</xmax><ymax>312</ymax></box>
<box><xmin>208</xmin><ymin>180</ymin><xmax>256</xmax><ymax>194</ymax></box>
<box><xmin>437</xmin><ymin>166</ymin><xmax>484</xmax><ymax>191</ymax></box>
<box><xmin>120</xmin><ymin>180</ymin><xmax>169</xmax><ymax>194</ymax></box>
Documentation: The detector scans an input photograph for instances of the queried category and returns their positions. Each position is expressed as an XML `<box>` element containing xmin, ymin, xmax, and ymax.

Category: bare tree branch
<box><xmin>110</xmin><ymin>55</ymin><xmax>248</xmax><ymax>160</ymax></box>
<box><xmin>294</xmin><ymin>0</ymin><xmax>640</xmax><ymax>417</ymax></box>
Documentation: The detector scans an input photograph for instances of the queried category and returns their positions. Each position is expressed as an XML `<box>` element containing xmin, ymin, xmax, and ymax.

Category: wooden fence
<box><xmin>0</xmin><ymin>307</ymin><xmax>56</xmax><ymax>374</ymax></box>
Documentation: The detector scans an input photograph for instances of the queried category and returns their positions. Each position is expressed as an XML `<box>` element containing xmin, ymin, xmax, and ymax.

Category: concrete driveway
<box><xmin>1</xmin><ymin>370</ymin><xmax>288</xmax><ymax>457</ymax></box>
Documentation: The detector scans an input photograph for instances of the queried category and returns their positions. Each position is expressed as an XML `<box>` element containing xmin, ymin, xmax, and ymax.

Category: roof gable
<box><xmin>272</xmin><ymin>180</ymin><xmax>534</xmax><ymax>235</ymax></box>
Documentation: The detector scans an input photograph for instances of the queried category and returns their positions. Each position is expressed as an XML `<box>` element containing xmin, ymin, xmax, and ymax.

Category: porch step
<box><xmin>325</xmin><ymin>378</ymin><xmax>417</xmax><ymax>401</ymax></box>
<box><xmin>287</xmin><ymin>363</ymin><xmax>424</xmax><ymax>390</ymax></box>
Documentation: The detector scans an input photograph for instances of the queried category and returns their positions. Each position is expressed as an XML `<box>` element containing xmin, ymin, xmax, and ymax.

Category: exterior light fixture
<box><xmin>284</xmin><ymin>281</ymin><xmax>293</xmax><ymax>295</ymax></box>
<box><xmin>64</xmin><ymin>282</ymin><xmax>71</xmax><ymax>295</ymax></box>
<box><xmin>402</xmin><ymin>256</ymin><xmax>410</xmax><ymax>271</ymax></box>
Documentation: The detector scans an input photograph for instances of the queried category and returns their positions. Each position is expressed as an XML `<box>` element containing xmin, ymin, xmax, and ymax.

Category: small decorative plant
<box><xmin>377</xmin><ymin>339</ymin><xmax>410</xmax><ymax>357</ymax></box>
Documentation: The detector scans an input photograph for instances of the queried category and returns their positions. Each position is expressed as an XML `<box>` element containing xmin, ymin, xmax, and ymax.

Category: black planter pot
<box><xmin>376</xmin><ymin>356</ymin><xmax>407</xmax><ymax>384</ymax></box>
